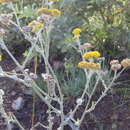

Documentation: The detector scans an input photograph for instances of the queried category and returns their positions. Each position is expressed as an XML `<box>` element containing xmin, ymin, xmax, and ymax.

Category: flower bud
<box><xmin>121</xmin><ymin>58</ymin><xmax>130</xmax><ymax>68</ymax></box>
<box><xmin>0</xmin><ymin>28</ymin><xmax>5</xmax><ymax>36</ymax></box>
<box><xmin>29</xmin><ymin>72</ymin><xmax>37</xmax><ymax>79</ymax></box>
<box><xmin>110</xmin><ymin>60</ymin><xmax>119</xmax><ymax>65</ymax></box>
<box><xmin>111</xmin><ymin>64</ymin><xmax>121</xmax><ymax>71</ymax></box>
<box><xmin>79</xmin><ymin>43</ymin><xmax>93</xmax><ymax>50</ymax></box>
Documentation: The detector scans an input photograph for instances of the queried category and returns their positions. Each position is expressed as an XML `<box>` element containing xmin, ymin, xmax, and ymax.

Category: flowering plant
<box><xmin>0</xmin><ymin>1</ymin><xmax>130</xmax><ymax>130</ymax></box>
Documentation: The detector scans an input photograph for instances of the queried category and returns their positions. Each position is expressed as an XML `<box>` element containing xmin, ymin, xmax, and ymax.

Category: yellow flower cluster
<box><xmin>78</xmin><ymin>61</ymin><xmax>101</xmax><ymax>70</ymax></box>
<box><xmin>51</xmin><ymin>9</ymin><xmax>61</xmax><ymax>16</ymax></box>
<box><xmin>28</xmin><ymin>20</ymin><xmax>43</xmax><ymax>33</ymax></box>
<box><xmin>72</xmin><ymin>28</ymin><xmax>81</xmax><ymax>35</ymax></box>
<box><xmin>83</xmin><ymin>51</ymin><xmax>101</xmax><ymax>59</ymax></box>
<box><xmin>0</xmin><ymin>0</ymin><xmax>9</xmax><ymax>3</ymax></box>
<box><xmin>72</xmin><ymin>28</ymin><xmax>82</xmax><ymax>39</ymax></box>
<box><xmin>0</xmin><ymin>0</ymin><xmax>14</xmax><ymax>3</ymax></box>
<box><xmin>78</xmin><ymin>51</ymin><xmax>101</xmax><ymax>70</ymax></box>
<box><xmin>0</xmin><ymin>55</ymin><xmax>2</xmax><ymax>61</ymax></box>
<box><xmin>121</xmin><ymin>58</ymin><xmax>130</xmax><ymax>68</ymax></box>
<box><xmin>36</xmin><ymin>8</ymin><xmax>61</xmax><ymax>17</ymax></box>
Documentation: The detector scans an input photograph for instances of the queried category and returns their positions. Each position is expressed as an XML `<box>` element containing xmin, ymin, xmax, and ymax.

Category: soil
<box><xmin>0</xmin><ymin>56</ymin><xmax>130</xmax><ymax>130</ymax></box>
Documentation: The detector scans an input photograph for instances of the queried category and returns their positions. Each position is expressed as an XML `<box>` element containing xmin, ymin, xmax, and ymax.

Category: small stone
<box><xmin>12</xmin><ymin>97</ymin><xmax>24</xmax><ymax>111</ymax></box>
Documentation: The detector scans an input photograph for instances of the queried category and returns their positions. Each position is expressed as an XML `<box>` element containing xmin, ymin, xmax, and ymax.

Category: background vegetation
<box><xmin>1</xmin><ymin>0</ymin><xmax>130</xmax><ymax>60</ymax></box>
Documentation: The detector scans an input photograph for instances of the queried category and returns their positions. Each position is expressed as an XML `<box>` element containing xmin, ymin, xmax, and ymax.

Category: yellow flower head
<box><xmin>72</xmin><ymin>28</ymin><xmax>82</xmax><ymax>40</ymax></box>
<box><xmin>28</xmin><ymin>20</ymin><xmax>43</xmax><ymax>33</ymax></box>
<box><xmin>121</xmin><ymin>58</ymin><xmax>130</xmax><ymax>68</ymax></box>
<box><xmin>51</xmin><ymin>9</ymin><xmax>61</xmax><ymax>17</ymax></box>
<box><xmin>83</xmin><ymin>51</ymin><xmax>101</xmax><ymax>59</ymax></box>
<box><xmin>0</xmin><ymin>0</ymin><xmax>5</xmax><ymax>3</ymax></box>
<box><xmin>90</xmin><ymin>62</ymin><xmax>101</xmax><ymax>70</ymax></box>
<box><xmin>0</xmin><ymin>55</ymin><xmax>2</xmax><ymax>61</ymax></box>
<box><xmin>36</xmin><ymin>8</ymin><xmax>61</xmax><ymax>17</ymax></box>
<box><xmin>36</xmin><ymin>8</ymin><xmax>52</xmax><ymax>16</ymax></box>
<box><xmin>78</xmin><ymin>61</ymin><xmax>101</xmax><ymax>70</ymax></box>
<box><xmin>0</xmin><ymin>0</ymin><xmax>15</xmax><ymax>3</ymax></box>
<box><xmin>0</xmin><ymin>0</ymin><xmax>10</xmax><ymax>3</ymax></box>
<box><xmin>72</xmin><ymin>28</ymin><xmax>81</xmax><ymax>35</ymax></box>
<box><xmin>78</xmin><ymin>61</ymin><xmax>89</xmax><ymax>68</ymax></box>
